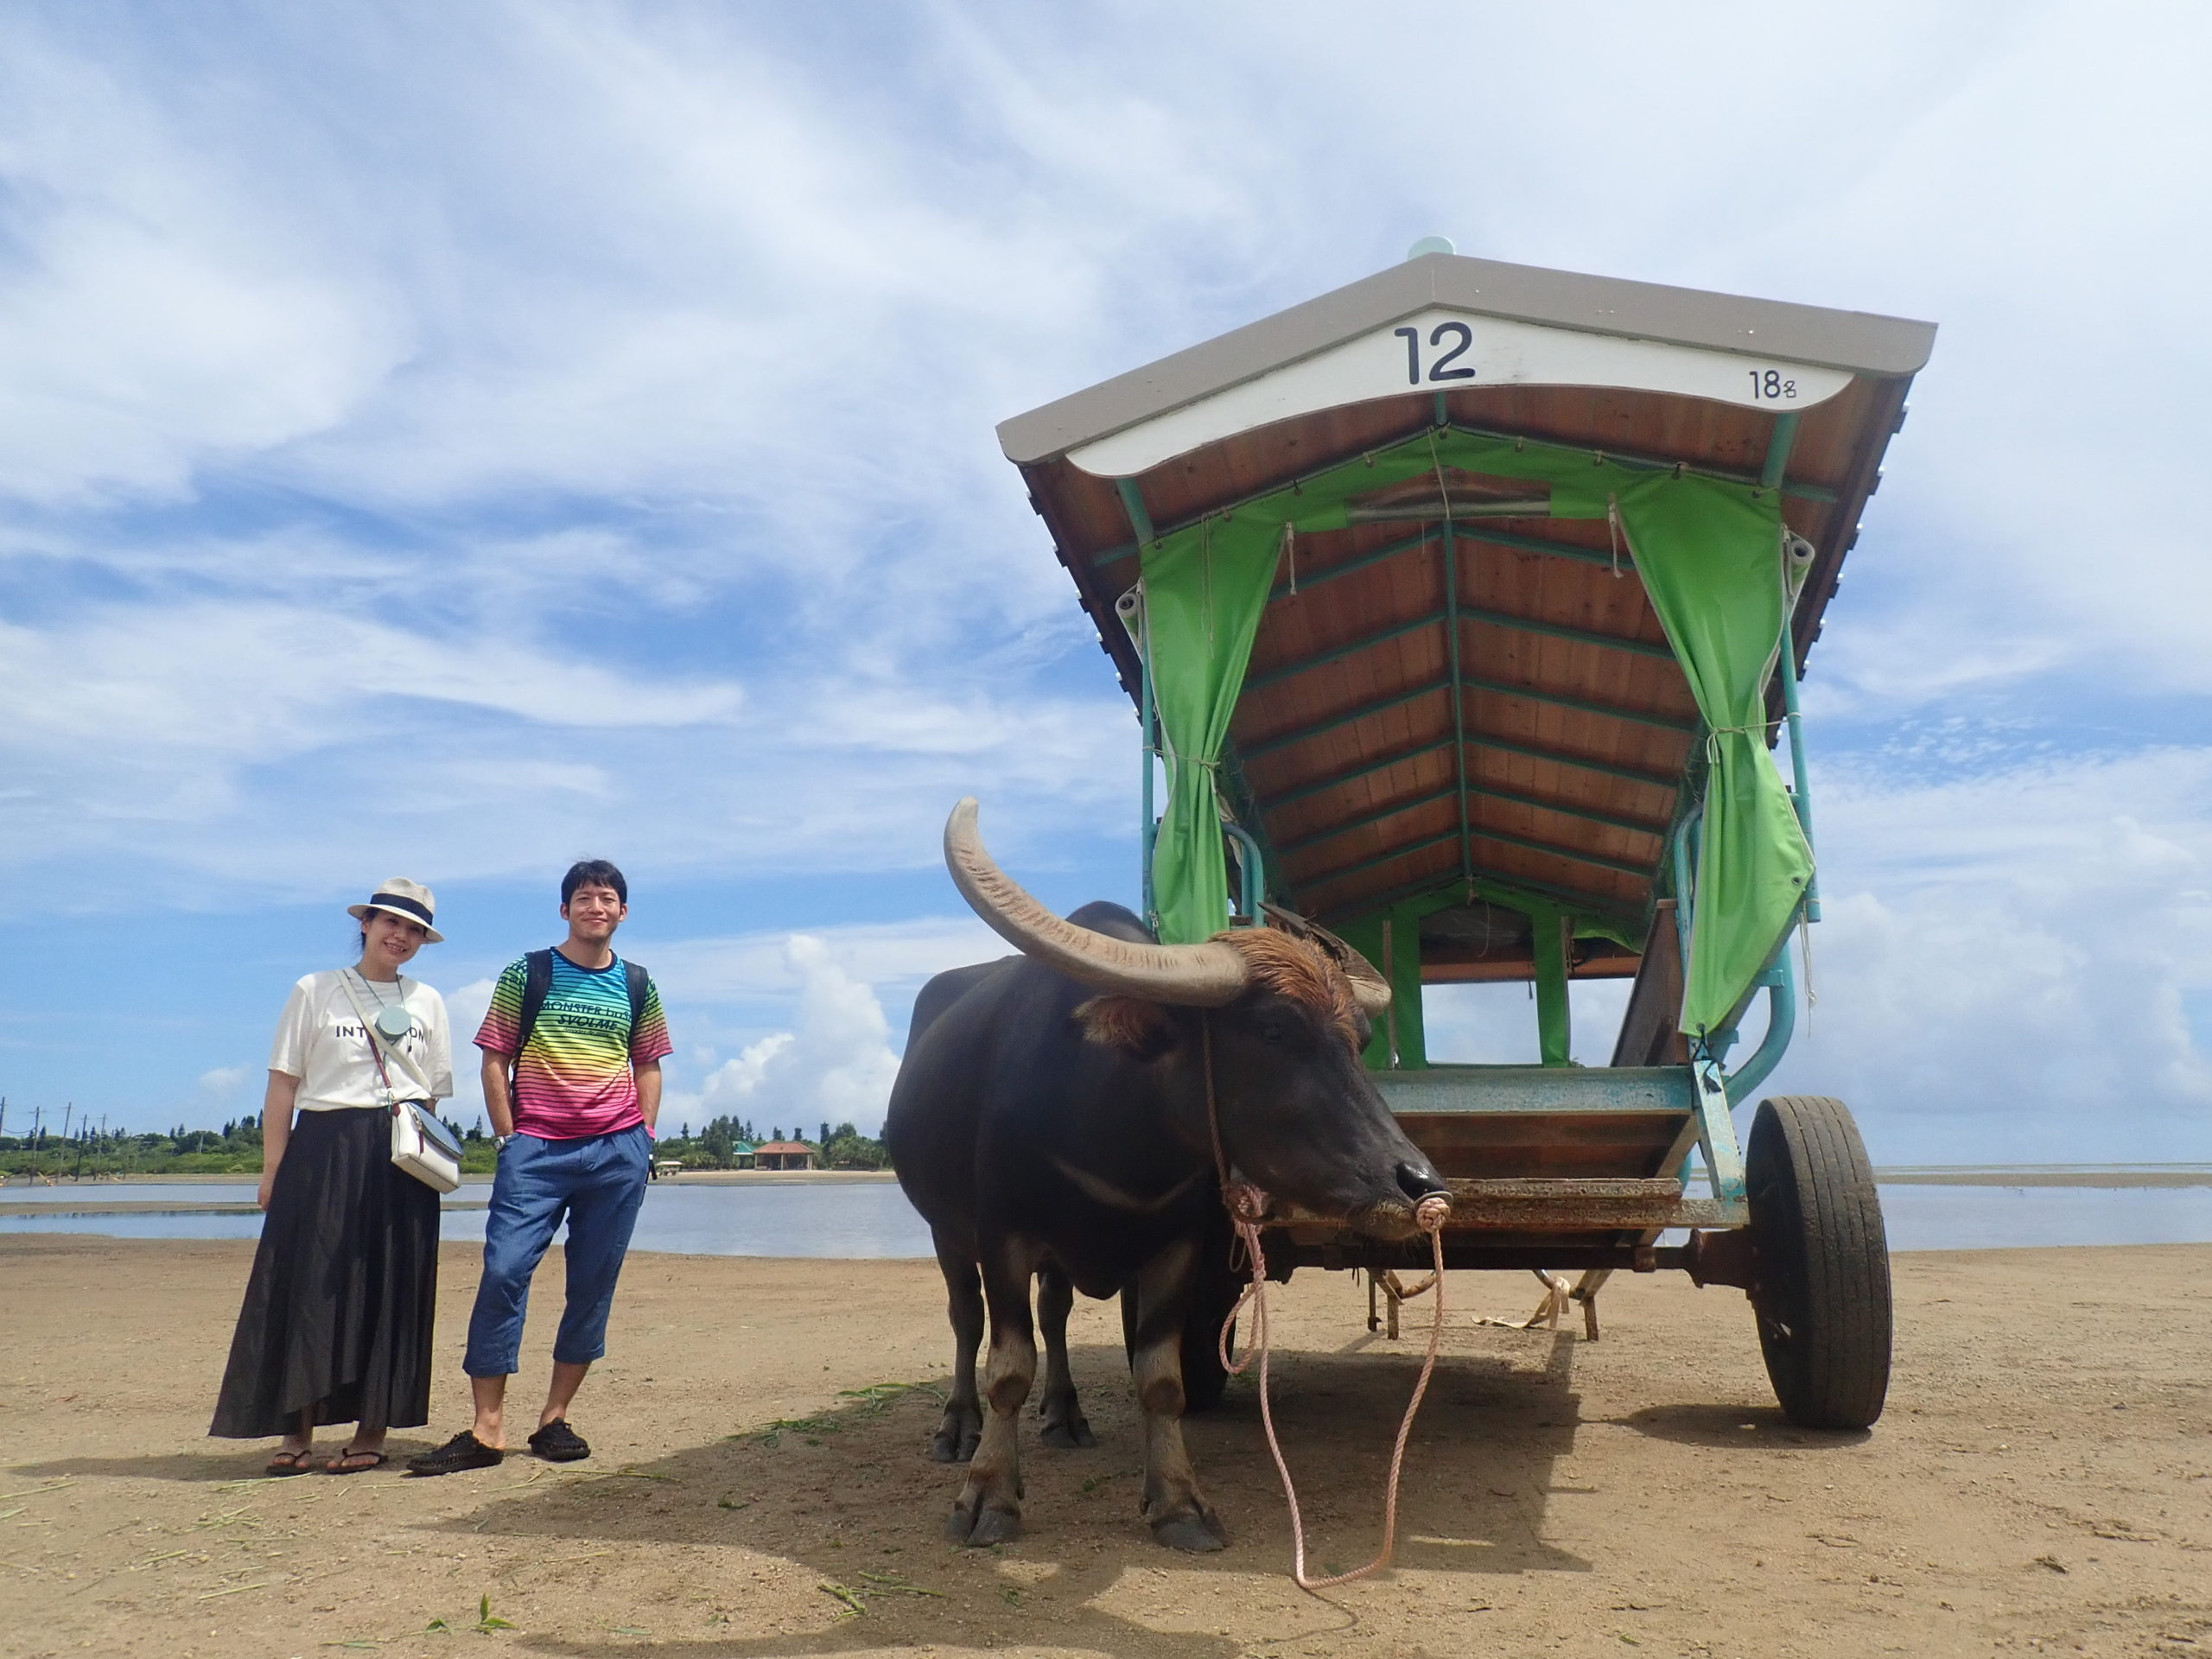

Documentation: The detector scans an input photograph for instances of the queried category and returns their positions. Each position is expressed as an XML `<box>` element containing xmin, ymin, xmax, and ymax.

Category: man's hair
<box><xmin>562</xmin><ymin>859</ymin><xmax>628</xmax><ymax>906</ymax></box>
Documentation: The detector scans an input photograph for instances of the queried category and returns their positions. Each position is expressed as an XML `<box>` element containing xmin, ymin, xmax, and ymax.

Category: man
<box><xmin>408</xmin><ymin>859</ymin><xmax>671</xmax><ymax>1475</ymax></box>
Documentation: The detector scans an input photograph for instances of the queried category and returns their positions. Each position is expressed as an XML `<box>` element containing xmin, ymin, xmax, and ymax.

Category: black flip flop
<box><xmin>324</xmin><ymin>1449</ymin><xmax>389</xmax><ymax>1475</ymax></box>
<box><xmin>264</xmin><ymin>1448</ymin><xmax>315</xmax><ymax>1478</ymax></box>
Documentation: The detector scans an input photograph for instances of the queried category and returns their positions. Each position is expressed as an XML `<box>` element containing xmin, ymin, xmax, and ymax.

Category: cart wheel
<box><xmin>1745</xmin><ymin>1095</ymin><xmax>1891</xmax><ymax>1430</ymax></box>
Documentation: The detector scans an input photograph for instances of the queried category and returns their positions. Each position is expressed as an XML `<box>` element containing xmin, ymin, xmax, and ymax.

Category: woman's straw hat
<box><xmin>348</xmin><ymin>877</ymin><xmax>444</xmax><ymax>944</ymax></box>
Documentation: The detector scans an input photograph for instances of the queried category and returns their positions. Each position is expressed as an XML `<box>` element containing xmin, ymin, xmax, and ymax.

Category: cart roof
<box><xmin>1003</xmin><ymin>252</ymin><xmax>1932</xmax><ymax>973</ymax></box>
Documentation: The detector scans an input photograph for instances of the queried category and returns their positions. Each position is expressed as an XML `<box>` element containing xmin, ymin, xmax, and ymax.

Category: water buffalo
<box><xmin>886</xmin><ymin>799</ymin><xmax>1448</xmax><ymax>1551</ymax></box>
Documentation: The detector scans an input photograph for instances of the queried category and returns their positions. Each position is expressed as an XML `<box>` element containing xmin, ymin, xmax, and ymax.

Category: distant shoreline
<box><xmin>8</xmin><ymin>1166</ymin><xmax>2208</xmax><ymax>1192</ymax></box>
<box><xmin>0</xmin><ymin>1166</ymin><xmax>902</xmax><ymax>1190</ymax></box>
<box><xmin>3</xmin><ymin>1165</ymin><xmax>2209</xmax><ymax>1221</ymax></box>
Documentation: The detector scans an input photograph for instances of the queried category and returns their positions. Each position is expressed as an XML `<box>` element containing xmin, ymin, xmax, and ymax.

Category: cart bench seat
<box><xmin>1375</xmin><ymin>1065</ymin><xmax>1700</xmax><ymax>1185</ymax></box>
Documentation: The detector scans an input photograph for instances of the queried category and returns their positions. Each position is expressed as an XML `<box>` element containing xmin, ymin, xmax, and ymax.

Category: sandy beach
<box><xmin>3</xmin><ymin>1234</ymin><xmax>2207</xmax><ymax>1659</ymax></box>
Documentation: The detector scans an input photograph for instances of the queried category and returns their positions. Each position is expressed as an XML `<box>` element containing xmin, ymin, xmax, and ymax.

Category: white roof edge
<box><xmin>998</xmin><ymin>253</ymin><xmax>1937</xmax><ymax>466</ymax></box>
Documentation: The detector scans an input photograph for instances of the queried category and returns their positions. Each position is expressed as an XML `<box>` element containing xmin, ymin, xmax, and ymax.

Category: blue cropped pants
<box><xmin>463</xmin><ymin>1124</ymin><xmax>651</xmax><ymax>1376</ymax></box>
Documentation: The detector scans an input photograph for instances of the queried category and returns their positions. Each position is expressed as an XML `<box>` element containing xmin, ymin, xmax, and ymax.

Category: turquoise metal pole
<box><xmin>1669</xmin><ymin>806</ymin><xmax>1698</xmax><ymax>976</ymax></box>
<box><xmin>1778</xmin><ymin>611</ymin><xmax>1821</xmax><ymax>923</ymax></box>
<box><xmin>1223</xmin><ymin>822</ymin><xmax>1264</xmax><ymax>925</ymax></box>
<box><xmin>1140</xmin><ymin>640</ymin><xmax>1157</xmax><ymax>932</ymax></box>
<box><xmin>1725</xmin><ymin>946</ymin><xmax>1798</xmax><ymax>1107</ymax></box>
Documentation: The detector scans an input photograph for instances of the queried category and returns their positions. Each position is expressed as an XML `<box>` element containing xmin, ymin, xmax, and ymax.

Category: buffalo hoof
<box><xmin>1150</xmin><ymin>1510</ymin><xmax>1229</xmax><ymax>1553</ymax></box>
<box><xmin>1038</xmin><ymin>1414</ymin><xmax>1096</xmax><ymax>1450</ymax></box>
<box><xmin>929</xmin><ymin>1413</ymin><xmax>982</xmax><ymax>1464</ymax></box>
<box><xmin>944</xmin><ymin>1492</ymin><xmax>1022</xmax><ymax>1547</ymax></box>
<box><xmin>929</xmin><ymin>1427</ymin><xmax>981</xmax><ymax>1464</ymax></box>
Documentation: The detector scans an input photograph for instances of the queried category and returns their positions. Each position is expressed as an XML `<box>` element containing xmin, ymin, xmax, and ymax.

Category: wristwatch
<box><xmin>493</xmin><ymin>1133</ymin><xmax>516</xmax><ymax>1152</ymax></box>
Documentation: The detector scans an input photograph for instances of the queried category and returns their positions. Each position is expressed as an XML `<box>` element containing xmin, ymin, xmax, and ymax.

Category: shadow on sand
<box><xmin>7</xmin><ymin>1437</ymin><xmax>446</xmax><ymax>1484</ymax></box>
<box><xmin>1611</xmin><ymin>1401</ymin><xmax>1872</xmax><ymax>1450</ymax></box>
<box><xmin>410</xmin><ymin>1327</ymin><xmax>1596</xmax><ymax>1658</ymax></box>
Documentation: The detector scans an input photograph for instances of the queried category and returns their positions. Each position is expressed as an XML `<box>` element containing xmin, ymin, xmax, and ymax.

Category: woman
<box><xmin>210</xmin><ymin>878</ymin><xmax>454</xmax><ymax>1474</ymax></box>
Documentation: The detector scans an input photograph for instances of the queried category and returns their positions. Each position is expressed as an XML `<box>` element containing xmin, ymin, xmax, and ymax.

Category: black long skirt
<box><xmin>209</xmin><ymin>1107</ymin><xmax>439</xmax><ymax>1438</ymax></box>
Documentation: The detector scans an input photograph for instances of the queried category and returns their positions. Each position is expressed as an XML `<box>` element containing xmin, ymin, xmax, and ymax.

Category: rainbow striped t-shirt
<box><xmin>474</xmin><ymin>950</ymin><xmax>672</xmax><ymax>1139</ymax></box>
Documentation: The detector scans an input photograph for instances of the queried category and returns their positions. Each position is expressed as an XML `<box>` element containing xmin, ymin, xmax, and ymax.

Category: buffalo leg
<box><xmin>929</xmin><ymin>1233</ymin><xmax>983</xmax><ymax>1463</ymax></box>
<box><xmin>1035</xmin><ymin>1262</ymin><xmax>1096</xmax><ymax>1449</ymax></box>
<box><xmin>944</xmin><ymin>1236</ymin><xmax>1038</xmax><ymax>1546</ymax></box>
<box><xmin>1128</xmin><ymin>1237</ymin><xmax>1227</xmax><ymax>1551</ymax></box>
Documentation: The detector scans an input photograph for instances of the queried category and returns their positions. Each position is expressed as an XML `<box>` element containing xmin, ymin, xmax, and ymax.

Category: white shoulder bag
<box><xmin>339</xmin><ymin>973</ymin><xmax>462</xmax><ymax>1194</ymax></box>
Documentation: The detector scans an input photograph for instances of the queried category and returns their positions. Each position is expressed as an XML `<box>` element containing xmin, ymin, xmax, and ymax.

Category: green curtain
<box><xmin>1140</xmin><ymin>524</ymin><xmax>1277</xmax><ymax>945</ymax></box>
<box><xmin>1132</xmin><ymin>428</ymin><xmax>1811</xmax><ymax>1031</ymax></box>
<box><xmin>1607</xmin><ymin>474</ymin><xmax>1813</xmax><ymax>1035</ymax></box>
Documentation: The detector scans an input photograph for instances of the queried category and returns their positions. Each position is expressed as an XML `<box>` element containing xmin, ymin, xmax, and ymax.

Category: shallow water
<box><xmin>4</xmin><ymin>1179</ymin><xmax>2210</xmax><ymax>1255</ymax></box>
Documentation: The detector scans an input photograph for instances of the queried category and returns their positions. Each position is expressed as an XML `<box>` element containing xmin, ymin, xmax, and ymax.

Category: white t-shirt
<box><xmin>268</xmin><ymin>970</ymin><xmax>454</xmax><ymax>1111</ymax></box>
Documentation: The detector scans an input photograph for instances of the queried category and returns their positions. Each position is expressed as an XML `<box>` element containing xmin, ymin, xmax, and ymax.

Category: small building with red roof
<box><xmin>753</xmin><ymin>1140</ymin><xmax>816</xmax><ymax>1172</ymax></box>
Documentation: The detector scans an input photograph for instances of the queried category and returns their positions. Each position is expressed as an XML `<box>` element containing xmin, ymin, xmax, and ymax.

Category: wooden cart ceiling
<box><xmin>1001</xmin><ymin>255</ymin><xmax>1932</xmax><ymax>966</ymax></box>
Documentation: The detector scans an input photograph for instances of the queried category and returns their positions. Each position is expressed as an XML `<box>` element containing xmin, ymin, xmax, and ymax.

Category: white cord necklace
<box><xmin>353</xmin><ymin>969</ymin><xmax>415</xmax><ymax>1041</ymax></box>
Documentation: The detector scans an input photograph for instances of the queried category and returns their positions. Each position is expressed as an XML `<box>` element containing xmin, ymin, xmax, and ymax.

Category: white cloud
<box><xmin>197</xmin><ymin>1065</ymin><xmax>251</xmax><ymax>1103</ymax></box>
<box><xmin>0</xmin><ymin>21</ymin><xmax>408</xmax><ymax>505</ymax></box>
<box><xmin>1751</xmin><ymin>747</ymin><xmax>2212</xmax><ymax>1161</ymax></box>
<box><xmin>3</xmin><ymin>1</ymin><xmax>2210</xmax><ymax>1166</ymax></box>
<box><xmin>671</xmin><ymin>934</ymin><xmax>907</xmax><ymax>1137</ymax></box>
<box><xmin>642</xmin><ymin>916</ymin><xmax>1001</xmax><ymax>1007</ymax></box>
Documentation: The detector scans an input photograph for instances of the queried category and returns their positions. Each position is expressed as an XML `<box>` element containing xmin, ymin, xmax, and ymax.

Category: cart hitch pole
<box><xmin>1690</xmin><ymin>1052</ymin><xmax>1748</xmax><ymax>1207</ymax></box>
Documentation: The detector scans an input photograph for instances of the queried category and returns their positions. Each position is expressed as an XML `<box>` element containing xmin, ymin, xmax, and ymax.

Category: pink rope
<box><xmin>1219</xmin><ymin>1182</ymin><xmax>1451</xmax><ymax>1592</ymax></box>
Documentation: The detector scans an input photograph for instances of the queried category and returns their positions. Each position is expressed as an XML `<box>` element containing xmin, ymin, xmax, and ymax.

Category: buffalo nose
<box><xmin>1395</xmin><ymin>1159</ymin><xmax>1449</xmax><ymax>1203</ymax></box>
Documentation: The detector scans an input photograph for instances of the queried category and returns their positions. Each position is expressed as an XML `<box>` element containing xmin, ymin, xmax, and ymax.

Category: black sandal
<box><xmin>264</xmin><ymin>1447</ymin><xmax>315</xmax><ymax>1477</ymax></box>
<box><xmin>324</xmin><ymin>1448</ymin><xmax>389</xmax><ymax>1475</ymax></box>
<box><xmin>528</xmin><ymin>1419</ymin><xmax>590</xmax><ymax>1463</ymax></box>
<box><xmin>405</xmin><ymin>1430</ymin><xmax>505</xmax><ymax>1478</ymax></box>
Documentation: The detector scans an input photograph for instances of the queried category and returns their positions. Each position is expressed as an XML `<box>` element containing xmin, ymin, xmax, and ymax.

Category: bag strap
<box><xmin>624</xmin><ymin>961</ymin><xmax>648</xmax><ymax>1046</ymax></box>
<box><xmin>516</xmin><ymin>950</ymin><xmax>647</xmax><ymax>1052</ymax></box>
<box><xmin>334</xmin><ymin>970</ymin><xmax>434</xmax><ymax>1108</ymax></box>
<box><xmin>513</xmin><ymin>949</ymin><xmax>555</xmax><ymax>1058</ymax></box>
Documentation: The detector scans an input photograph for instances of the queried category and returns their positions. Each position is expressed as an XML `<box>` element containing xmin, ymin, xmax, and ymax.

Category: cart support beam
<box><xmin>1241</xmin><ymin>673</ymin><xmax>1692</xmax><ymax>762</ymax></box>
<box><xmin>1533</xmin><ymin>907</ymin><xmax>1573</xmax><ymax>1066</ymax></box>
<box><xmin>1335</xmin><ymin>867</ymin><xmax>1644</xmax><ymax>936</ymax></box>
<box><xmin>1443</xmin><ymin>523</ymin><xmax>1475</xmax><ymax>891</ymax></box>
<box><xmin>1690</xmin><ymin>1053</ymin><xmax>1748</xmax><ymax>1206</ymax></box>
<box><xmin>1260</xmin><ymin>729</ymin><xmax>1676</xmax><ymax>812</ymax></box>
<box><xmin>1273</xmin><ymin>779</ymin><xmax>1669</xmax><ymax>857</ymax></box>
<box><xmin>1243</xmin><ymin>603</ymin><xmax>1675</xmax><ymax>696</ymax></box>
<box><xmin>1296</xmin><ymin>821</ymin><xmax>1657</xmax><ymax>894</ymax></box>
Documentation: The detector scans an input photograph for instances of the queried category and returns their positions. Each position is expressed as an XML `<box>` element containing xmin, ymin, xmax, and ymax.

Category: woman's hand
<box><xmin>258</xmin><ymin>1071</ymin><xmax>300</xmax><ymax>1212</ymax></box>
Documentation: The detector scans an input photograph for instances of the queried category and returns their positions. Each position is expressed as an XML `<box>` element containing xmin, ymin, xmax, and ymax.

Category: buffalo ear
<box><xmin>1074</xmin><ymin>995</ymin><xmax>1177</xmax><ymax>1060</ymax></box>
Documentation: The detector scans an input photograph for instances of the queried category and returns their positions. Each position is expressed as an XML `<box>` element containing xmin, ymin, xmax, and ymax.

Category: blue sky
<box><xmin>2</xmin><ymin>1</ymin><xmax>2208</xmax><ymax>1163</ymax></box>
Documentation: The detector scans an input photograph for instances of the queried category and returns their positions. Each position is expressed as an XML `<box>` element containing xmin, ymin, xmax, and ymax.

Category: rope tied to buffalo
<box><xmin>1218</xmin><ymin>1184</ymin><xmax>1449</xmax><ymax>1592</ymax></box>
<box><xmin>1201</xmin><ymin>1014</ymin><xmax>1452</xmax><ymax>1592</ymax></box>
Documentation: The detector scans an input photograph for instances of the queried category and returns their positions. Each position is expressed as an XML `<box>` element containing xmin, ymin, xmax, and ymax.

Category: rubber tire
<box><xmin>1745</xmin><ymin>1095</ymin><xmax>1892</xmax><ymax>1430</ymax></box>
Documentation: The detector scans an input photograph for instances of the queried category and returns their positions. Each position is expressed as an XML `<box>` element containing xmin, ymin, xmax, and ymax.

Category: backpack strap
<box><xmin>514</xmin><ymin>950</ymin><xmax>555</xmax><ymax>1058</ymax></box>
<box><xmin>623</xmin><ymin>961</ymin><xmax>649</xmax><ymax>1047</ymax></box>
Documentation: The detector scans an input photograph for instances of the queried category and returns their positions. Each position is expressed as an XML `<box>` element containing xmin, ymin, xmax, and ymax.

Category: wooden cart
<box><xmin>999</xmin><ymin>245</ymin><xmax>1935</xmax><ymax>1428</ymax></box>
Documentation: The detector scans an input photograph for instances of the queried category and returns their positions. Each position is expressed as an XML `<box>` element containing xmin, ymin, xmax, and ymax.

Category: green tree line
<box><xmin>1</xmin><ymin>1113</ymin><xmax>893</xmax><ymax>1178</ymax></box>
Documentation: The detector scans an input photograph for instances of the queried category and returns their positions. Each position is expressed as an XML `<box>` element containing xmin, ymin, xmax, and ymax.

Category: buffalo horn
<box><xmin>1259</xmin><ymin>901</ymin><xmax>1393</xmax><ymax>1020</ymax></box>
<box><xmin>944</xmin><ymin>798</ymin><xmax>1251</xmax><ymax>1007</ymax></box>
<box><xmin>1339</xmin><ymin>952</ymin><xmax>1394</xmax><ymax>1021</ymax></box>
